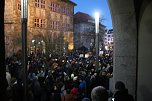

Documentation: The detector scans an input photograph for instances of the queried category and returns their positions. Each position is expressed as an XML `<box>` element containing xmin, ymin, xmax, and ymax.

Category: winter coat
<box><xmin>113</xmin><ymin>89</ymin><xmax>134</xmax><ymax>101</ymax></box>
<box><xmin>62</xmin><ymin>93</ymin><xmax>77</xmax><ymax>101</ymax></box>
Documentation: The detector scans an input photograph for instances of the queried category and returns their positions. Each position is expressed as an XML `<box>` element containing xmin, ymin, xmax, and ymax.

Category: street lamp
<box><xmin>95</xmin><ymin>12</ymin><xmax>100</xmax><ymax>70</ymax></box>
<box><xmin>32</xmin><ymin>39</ymin><xmax>36</xmax><ymax>54</ymax></box>
<box><xmin>21</xmin><ymin>0</ymin><xmax>28</xmax><ymax>101</ymax></box>
<box><xmin>32</xmin><ymin>39</ymin><xmax>35</xmax><ymax>43</ymax></box>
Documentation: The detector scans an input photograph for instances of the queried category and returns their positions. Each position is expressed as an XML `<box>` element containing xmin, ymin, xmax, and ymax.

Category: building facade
<box><xmin>104</xmin><ymin>29</ymin><xmax>114</xmax><ymax>50</ymax></box>
<box><xmin>4</xmin><ymin>0</ymin><xmax>76</xmax><ymax>57</ymax></box>
<box><xmin>74</xmin><ymin>12</ymin><xmax>106</xmax><ymax>52</ymax></box>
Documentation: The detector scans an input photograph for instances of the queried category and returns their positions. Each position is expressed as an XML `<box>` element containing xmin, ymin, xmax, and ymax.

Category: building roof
<box><xmin>75</xmin><ymin>21</ymin><xmax>106</xmax><ymax>28</ymax></box>
<box><xmin>61</xmin><ymin>0</ymin><xmax>77</xmax><ymax>6</ymax></box>
<box><xmin>74</xmin><ymin>12</ymin><xmax>106</xmax><ymax>28</ymax></box>
<box><xmin>74</xmin><ymin>12</ymin><xmax>94</xmax><ymax>24</ymax></box>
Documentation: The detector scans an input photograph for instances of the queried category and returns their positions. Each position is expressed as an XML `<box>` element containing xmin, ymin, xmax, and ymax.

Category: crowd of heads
<box><xmin>5</xmin><ymin>51</ymin><xmax>133</xmax><ymax>101</ymax></box>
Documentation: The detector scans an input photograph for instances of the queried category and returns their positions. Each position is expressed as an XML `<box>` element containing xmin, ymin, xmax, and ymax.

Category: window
<box><xmin>50</xmin><ymin>3</ymin><xmax>53</xmax><ymax>11</ymax></box>
<box><xmin>56</xmin><ymin>4</ymin><xmax>60</xmax><ymax>13</ymax></box>
<box><xmin>16</xmin><ymin>0</ymin><xmax>21</xmax><ymax>15</ymax></box>
<box><xmin>108</xmin><ymin>35</ymin><xmax>110</xmax><ymax>37</ymax></box>
<box><xmin>70</xmin><ymin>8</ymin><xmax>73</xmax><ymax>16</ymax></box>
<box><xmin>62</xmin><ymin>7</ymin><xmax>71</xmax><ymax>15</ymax></box>
<box><xmin>50</xmin><ymin>21</ymin><xmax>53</xmax><ymax>29</ymax></box>
<box><xmin>34</xmin><ymin>0</ymin><xmax>45</xmax><ymax>8</ymax></box>
<box><xmin>52</xmin><ymin>4</ymin><xmax>55</xmax><ymax>11</ymax></box>
<box><xmin>57</xmin><ymin>21</ymin><xmax>60</xmax><ymax>29</ymax></box>
<box><xmin>34</xmin><ymin>18</ymin><xmax>46</xmax><ymax>28</ymax></box>
<box><xmin>62</xmin><ymin>3</ymin><xmax>70</xmax><ymax>15</ymax></box>
<box><xmin>50</xmin><ymin>21</ymin><xmax>60</xmax><ymax>30</ymax></box>
<box><xmin>66</xmin><ymin>7</ymin><xmax>69</xmax><ymax>15</ymax></box>
<box><xmin>62</xmin><ymin>7</ymin><xmax>66</xmax><ymax>14</ymax></box>
<box><xmin>17</xmin><ymin>3</ymin><xmax>21</xmax><ymax>10</ymax></box>
<box><xmin>50</xmin><ymin>3</ymin><xmax>60</xmax><ymax>12</ymax></box>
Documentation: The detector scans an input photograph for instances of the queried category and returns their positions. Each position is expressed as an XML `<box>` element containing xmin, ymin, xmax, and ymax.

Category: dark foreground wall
<box><xmin>0</xmin><ymin>0</ymin><xmax>8</xmax><ymax>101</ymax></box>
<box><xmin>138</xmin><ymin>1</ymin><xmax>152</xmax><ymax>101</ymax></box>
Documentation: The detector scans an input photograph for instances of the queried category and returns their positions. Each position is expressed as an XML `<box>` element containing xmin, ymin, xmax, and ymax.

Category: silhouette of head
<box><xmin>115</xmin><ymin>81</ymin><xmax>126</xmax><ymax>90</ymax></box>
<box><xmin>91</xmin><ymin>86</ymin><xmax>108</xmax><ymax>101</ymax></box>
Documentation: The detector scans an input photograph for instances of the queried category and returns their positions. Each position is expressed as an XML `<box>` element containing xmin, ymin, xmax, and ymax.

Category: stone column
<box><xmin>137</xmin><ymin>1</ymin><xmax>152</xmax><ymax>101</ymax></box>
<box><xmin>108</xmin><ymin>0</ymin><xmax>137</xmax><ymax>97</ymax></box>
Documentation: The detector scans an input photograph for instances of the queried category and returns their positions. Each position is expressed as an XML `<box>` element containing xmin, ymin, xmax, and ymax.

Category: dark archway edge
<box><xmin>0</xmin><ymin>0</ymin><xmax>8</xmax><ymax>101</ymax></box>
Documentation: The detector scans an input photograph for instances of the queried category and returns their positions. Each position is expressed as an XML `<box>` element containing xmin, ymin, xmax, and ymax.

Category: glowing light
<box><xmin>32</xmin><ymin>40</ymin><xmax>35</xmax><ymax>43</ymax></box>
<box><xmin>95</xmin><ymin>12</ymin><xmax>100</xmax><ymax>33</ymax></box>
<box><xmin>68</xmin><ymin>43</ymin><xmax>74</xmax><ymax>50</ymax></box>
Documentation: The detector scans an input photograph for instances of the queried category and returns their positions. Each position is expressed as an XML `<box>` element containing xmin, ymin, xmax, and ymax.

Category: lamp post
<box><xmin>32</xmin><ymin>39</ymin><xmax>36</xmax><ymax>54</ymax></box>
<box><xmin>21</xmin><ymin>0</ymin><xmax>28</xmax><ymax>101</ymax></box>
<box><xmin>95</xmin><ymin>12</ymin><xmax>100</xmax><ymax>70</ymax></box>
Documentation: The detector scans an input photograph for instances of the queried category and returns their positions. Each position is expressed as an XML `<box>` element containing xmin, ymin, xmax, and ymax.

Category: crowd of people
<box><xmin>5</xmin><ymin>51</ymin><xmax>133</xmax><ymax>101</ymax></box>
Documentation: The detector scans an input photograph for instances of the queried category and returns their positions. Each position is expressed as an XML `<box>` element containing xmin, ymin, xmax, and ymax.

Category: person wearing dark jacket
<box><xmin>113</xmin><ymin>81</ymin><xmax>134</xmax><ymax>101</ymax></box>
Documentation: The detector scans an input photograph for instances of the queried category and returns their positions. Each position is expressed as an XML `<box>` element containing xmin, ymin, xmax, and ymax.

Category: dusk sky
<box><xmin>71</xmin><ymin>0</ymin><xmax>113</xmax><ymax>29</ymax></box>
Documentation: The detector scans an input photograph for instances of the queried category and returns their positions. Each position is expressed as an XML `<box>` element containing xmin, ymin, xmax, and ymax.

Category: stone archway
<box><xmin>30</xmin><ymin>35</ymin><xmax>46</xmax><ymax>55</ymax></box>
<box><xmin>137</xmin><ymin>1</ymin><xmax>152</xmax><ymax>101</ymax></box>
<box><xmin>107</xmin><ymin>0</ymin><xmax>152</xmax><ymax>101</ymax></box>
<box><xmin>108</xmin><ymin>0</ymin><xmax>137</xmax><ymax>97</ymax></box>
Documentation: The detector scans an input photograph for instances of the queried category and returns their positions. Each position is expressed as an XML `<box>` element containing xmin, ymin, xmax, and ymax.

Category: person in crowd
<box><xmin>112</xmin><ymin>81</ymin><xmax>134</xmax><ymax>101</ymax></box>
<box><xmin>6</xmin><ymin>65</ymin><xmax>11</xmax><ymax>86</ymax></box>
<box><xmin>79</xmin><ymin>77</ymin><xmax>86</xmax><ymax>95</ymax></box>
<box><xmin>11</xmin><ymin>78</ymin><xmax>24</xmax><ymax>101</ymax></box>
<box><xmin>91</xmin><ymin>86</ymin><xmax>108</xmax><ymax>101</ymax></box>
<box><xmin>5</xmin><ymin>50</ymin><xmax>113</xmax><ymax>101</ymax></box>
<box><xmin>51</xmin><ymin>85</ymin><xmax>62</xmax><ymax>101</ymax></box>
<box><xmin>62</xmin><ymin>89</ymin><xmax>77</xmax><ymax>101</ymax></box>
<box><xmin>31</xmin><ymin>76</ymin><xmax>41</xmax><ymax>101</ymax></box>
